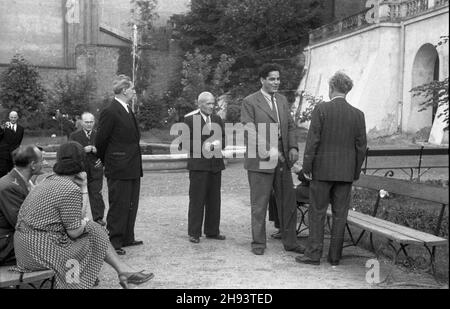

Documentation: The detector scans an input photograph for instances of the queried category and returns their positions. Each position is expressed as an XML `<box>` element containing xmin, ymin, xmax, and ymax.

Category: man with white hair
<box><xmin>184</xmin><ymin>92</ymin><xmax>226</xmax><ymax>244</ymax></box>
<box><xmin>70</xmin><ymin>112</ymin><xmax>106</xmax><ymax>226</ymax></box>
<box><xmin>296</xmin><ymin>71</ymin><xmax>367</xmax><ymax>266</ymax></box>
<box><xmin>96</xmin><ymin>75</ymin><xmax>143</xmax><ymax>255</ymax></box>
<box><xmin>0</xmin><ymin>111</ymin><xmax>24</xmax><ymax>177</ymax></box>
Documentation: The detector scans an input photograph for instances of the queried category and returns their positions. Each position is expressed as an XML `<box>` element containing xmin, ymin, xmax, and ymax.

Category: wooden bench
<box><xmin>326</xmin><ymin>174</ymin><xmax>448</xmax><ymax>276</ymax></box>
<box><xmin>0</xmin><ymin>266</ymin><xmax>55</xmax><ymax>289</ymax></box>
<box><xmin>362</xmin><ymin>147</ymin><xmax>448</xmax><ymax>181</ymax></box>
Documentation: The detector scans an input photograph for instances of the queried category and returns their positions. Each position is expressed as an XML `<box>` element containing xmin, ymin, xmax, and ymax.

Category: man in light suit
<box><xmin>70</xmin><ymin>112</ymin><xmax>106</xmax><ymax>226</ymax></box>
<box><xmin>241</xmin><ymin>63</ymin><xmax>304</xmax><ymax>255</ymax></box>
<box><xmin>0</xmin><ymin>145</ymin><xmax>43</xmax><ymax>265</ymax></box>
<box><xmin>0</xmin><ymin>111</ymin><xmax>25</xmax><ymax>177</ymax></box>
<box><xmin>96</xmin><ymin>75</ymin><xmax>143</xmax><ymax>255</ymax></box>
<box><xmin>184</xmin><ymin>92</ymin><xmax>226</xmax><ymax>244</ymax></box>
<box><xmin>296</xmin><ymin>71</ymin><xmax>367</xmax><ymax>266</ymax></box>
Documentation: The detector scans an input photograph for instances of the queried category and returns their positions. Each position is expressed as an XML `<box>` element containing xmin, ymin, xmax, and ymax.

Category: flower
<box><xmin>379</xmin><ymin>189</ymin><xmax>389</xmax><ymax>198</ymax></box>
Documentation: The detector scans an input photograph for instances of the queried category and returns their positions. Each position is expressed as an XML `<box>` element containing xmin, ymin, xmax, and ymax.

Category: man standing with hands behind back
<box><xmin>296</xmin><ymin>71</ymin><xmax>367</xmax><ymax>266</ymax></box>
<box><xmin>241</xmin><ymin>63</ymin><xmax>304</xmax><ymax>256</ymax></box>
<box><xmin>96</xmin><ymin>75</ymin><xmax>143</xmax><ymax>256</ymax></box>
<box><xmin>70</xmin><ymin>112</ymin><xmax>106</xmax><ymax>226</ymax></box>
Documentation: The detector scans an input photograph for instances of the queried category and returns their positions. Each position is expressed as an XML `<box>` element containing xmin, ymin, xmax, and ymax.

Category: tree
<box><xmin>411</xmin><ymin>36</ymin><xmax>449</xmax><ymax>131</ymax></box>
<box><xmin>0</xmin><ymin>54</ymin><xmax>46</xmax><ymax>125</ymax></box>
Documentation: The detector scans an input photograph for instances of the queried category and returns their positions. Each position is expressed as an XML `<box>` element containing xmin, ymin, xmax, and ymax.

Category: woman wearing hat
<box><xmin>13</xmin><ymin>141</ymin><xmax>153</xmax><ymax>289</ymax></box>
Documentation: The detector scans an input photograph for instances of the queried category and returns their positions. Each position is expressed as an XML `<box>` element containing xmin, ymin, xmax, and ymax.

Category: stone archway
<box><xmin>408</xmin><ymin>43</ymin><xmax>439</xmax><ymax>134</ymax></box>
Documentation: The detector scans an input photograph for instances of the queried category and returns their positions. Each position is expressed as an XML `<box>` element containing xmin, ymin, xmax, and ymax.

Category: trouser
<box><xmin>248</xmin><ymin>160</ymin><xmax>298</xmax><ymax>250</ymax></box>
<box><xmin>86</xmin><ymin>163</ymin><xmax>106</xmax><ymax>222</ymax></box>
<box><xmin>106</xmin><ymin>178</ymin><xmax>141</xmax><ymax>249</ymax></box>
<box><xmin>188</xmin><ymin>170</ymin><xmax>222</xmax><ymax>238</ymax></box>
<box><xmin>305</xmin><ymin>180</ymin><xmax>352</xmax><ymax>261</ymax></box>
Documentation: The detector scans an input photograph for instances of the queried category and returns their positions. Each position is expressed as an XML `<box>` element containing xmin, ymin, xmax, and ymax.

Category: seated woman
<box><xmin>13</xmin><ymin>141</ymin><xmax>153</xmax><ymax>289</ymax></box>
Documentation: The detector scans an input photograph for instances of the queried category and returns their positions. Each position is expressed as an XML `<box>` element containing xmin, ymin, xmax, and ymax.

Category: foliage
<box><xmin>171</xmin><ymin>0</ymin><xmax>325</xmax><ymax>118</ymax></box>
<box><xmin>0</xmin><ymin>54</ymin><xmax>46</xmax><ymax>127</ymax></box>
<box><xmin>294</xmin><ymin>92</ymin><xmax>324</xmax><ymax>124</ymax></box>
<box><xmin>174</xmin><ymin>49</ymin><xmax>235</xmax><ymax>119</ymax></box>
<box><xmin>47</xmin><ymin>74</ymin><xmax>96</xmax><ymax>118</ymax></box>
<box><xmin>410</xmin><ymin>35</ymin><xmax>449</xmax><ymax>131</ymax></box>
<box><xmin>139</xmin><ymin>93</ymin><xmax>169</xmax><ymax>130</ymax></box>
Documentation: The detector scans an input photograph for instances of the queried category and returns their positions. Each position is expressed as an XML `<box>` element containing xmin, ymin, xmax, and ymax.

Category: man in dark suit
<box><xmin>0</xmin><ymin>111</ymin><xmax>25</xmax><ymax>177</ymax></box>
<box><xmin>184</xmin><ymin>92</ymin><xmax>226</xmax><ymax>244</ymax></box>
<box><xmin>0</xmin><ymin>145</ymin><xmax>43</xmax><ymax>265</ymax></box>
<box><xmin>70</xmin><ymin>112</ymin><xmax>106</xmax><ymax>226</ymax></box>
<box><xmin>96</xmin><ymin>75</ymin><xmax>143</xmax><ymax>255</ymax></box>
<box><xmin>241</xmin><ymin>63</ymin><xmax>303</xmax><ymax>255</ymax></box>
<box><xmin>296</xmin><ymin>71</ymin><xmax>367</xmax><ymax>266</ymax></box>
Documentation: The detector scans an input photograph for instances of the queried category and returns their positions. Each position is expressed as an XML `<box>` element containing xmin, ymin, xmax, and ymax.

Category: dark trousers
<box><xmin>0</xmin><ymin>158</ymin><xmax>12</xmax><ymax>178</ymax></box>
<box><xmin>188</xmin><ymin>170</ymin><xmax>222</xmax><ymax>238</ymax></box>
<box><xmin>268</xmin><ymin>190</ymin><xmax>280</xmax><ymax>229</ymax></box>
<box><xmin>86</xmin><ymin>163</ymin><xmax>105</xmax><ymax>222</ymax></box>
<box><xmin>248</xmin><ymin>161</ymin><xmax>298</xmax><ymax>250</ymax></box>
<box><xmin>305</xmin><ymin>180</ymin><xmax>352</xmax><ymax>261</ymax></box>
<box><xmin>106</xmin><ymin>178</ymin><xmax>141</xmax><ymax>249</ymax></box>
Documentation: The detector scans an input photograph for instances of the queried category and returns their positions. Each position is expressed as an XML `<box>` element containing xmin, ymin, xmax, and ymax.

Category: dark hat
<box><xmin>53</xmin><ymin>141</ymin><xmax>86</xmax><ymax>175</ymax></box>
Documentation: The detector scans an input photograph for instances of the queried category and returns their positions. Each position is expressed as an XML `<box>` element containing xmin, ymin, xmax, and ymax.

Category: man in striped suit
<box><xmin>296</xmin><ymin>71</ymin><xmax>367</xmax><ymax>266</ymax></box>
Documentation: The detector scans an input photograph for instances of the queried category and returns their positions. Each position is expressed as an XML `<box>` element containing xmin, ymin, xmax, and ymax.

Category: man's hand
<box><xmin>203</xmin><ymin>141</ymin><xmax>212</xmax><ymax>152</ymax></box>
<box><xmin>289</xmin><ymin>148</ymin><xmax>299</xmax><ymax>163</ymax></box>
<box><xmin>261</xmin><ymin>147</ymin><xmax>278</xmax><ymax>160</ymax></box>
<box><xmin>291</xmin><ymin>161</ymin><xmax>302</xmax><ymax>174</ymax></box>
<box><xmin>84</xmin><ymin>146</ymin><xmax>93</xmax><ymax>153</ymax></box>
<box><xmin>211</xmin><ymin>140</ymin><xmax>221</xmax><ymax>149</ymax></box>
<box><xmin>73</xmin><ymin>171</ymin><xmax>88</xmax><ymax>190</ymax></box>
<box><xmin>303</xmin><ymin>171</ymin><xmax>312</xmax><ymax>181</ymax></box>
<box><xmin>91</xmin><ymin>146</ymin><xmax>97</xmax><ymax>154</ymax></box>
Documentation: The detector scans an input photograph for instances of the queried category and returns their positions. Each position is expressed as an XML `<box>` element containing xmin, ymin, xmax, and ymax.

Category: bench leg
<box><xmin>424</xmin><ymin>245</ymin><xmax>437</xmax><ymax>277</ymax></box>
<box><xmin>343</xmin><ymin>223</ymin><xmax>364</xmax><ymax>248</ymax></box>
<box><xmin>296</xmin><ymin>203</ymin><xmax>309</xmax><ymax>237</ymax></box>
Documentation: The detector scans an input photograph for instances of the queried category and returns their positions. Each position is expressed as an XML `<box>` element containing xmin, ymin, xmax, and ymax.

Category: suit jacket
<box><xmin>0</xmin><ymin>124</ymin><xmax>24</xmax><ymax>160</ymax></box>
<box><xmin>95</xmin><ymin>99</ymin><xmax>143</xmax><ymax>180</ymax></box>
<box><xmin>184</xmin><ymin>112</ymin><xmax>225</xmax><ymax>172</ymax></box>
<box><xmin>303</xmin><ymin>98</ymin><xmax>367</xmax><ymax>182</ymax></box>
<box><xmin>241</xmin><ymin>90</ymin><xmax>298</xmax><ymax>173</ymax></box>
<box><xmin>69</xmin><ymin>129</ymin><xmax>100</xmax><ymax>166</ymax></box>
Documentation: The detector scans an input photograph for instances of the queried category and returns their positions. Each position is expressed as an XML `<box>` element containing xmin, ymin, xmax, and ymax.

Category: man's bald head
<box><xmin>9</xmin><ymin>111</ymin><xmax>19</xmax><ymax>124</ymax></box>
<box><xmin>197</xmin><ymin>92</ymin><xmax>215</xmax><ymax>116</ymax></box>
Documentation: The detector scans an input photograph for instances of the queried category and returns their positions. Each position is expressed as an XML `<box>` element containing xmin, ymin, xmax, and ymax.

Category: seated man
<box><xmin>0</xmin><ymin>145</ymin><xmax>43</xmax><ymax>266</ymax></box>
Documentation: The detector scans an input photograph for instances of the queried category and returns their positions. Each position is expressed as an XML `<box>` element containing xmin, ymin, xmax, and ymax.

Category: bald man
<box><xmin>184</xmin><ymin>92</ymin><xmax>226</xmax><ymax>244</ymax></box>
<box><xmin>0</xmin><ymin>111</ymin><xmax>25</xmax><ymax>177</ymax></box>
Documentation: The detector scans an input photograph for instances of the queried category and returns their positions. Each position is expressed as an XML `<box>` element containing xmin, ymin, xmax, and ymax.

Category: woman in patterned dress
<box><xmin>14</xmin><ymin>142</ymin><xmax>154</xmax><ymax>289</ymax></box>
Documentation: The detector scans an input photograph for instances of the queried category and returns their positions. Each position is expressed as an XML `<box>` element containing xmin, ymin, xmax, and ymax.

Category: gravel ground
<box><xmin>90</xmin><ymin>162</ymin><xmax>447</xmax><ymax>289</ymax></box>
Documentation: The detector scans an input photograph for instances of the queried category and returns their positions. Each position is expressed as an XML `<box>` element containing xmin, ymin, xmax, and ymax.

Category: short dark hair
<box><xmin>53</xmin><ymin>142</ymin><xmax>86</xmax><ymax>175</ymax></box>
<box><xmin>259</xmin><ymin>63</ymin><xmax>281</xmax><ymax>79</ymax></box>
<box><xmin>12</xmin><ymin>146</ymin><xmax>40</xmax><ymax>168</ymax></box>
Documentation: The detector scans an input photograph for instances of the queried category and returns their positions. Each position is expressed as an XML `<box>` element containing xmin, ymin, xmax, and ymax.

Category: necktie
<box><xmin>86</xmin><ymin>130</ymin><xmax>91</xmax><ymax>139</ymax></box>
<box><xmin>206</xmin><ymin>115</ymin><xmax>211</xmax><ymax>130</ymax></box>
<box><xmin>270</xmin><ymin>94</ymin><xmax>275</xmax><ymax>111</ymax></box>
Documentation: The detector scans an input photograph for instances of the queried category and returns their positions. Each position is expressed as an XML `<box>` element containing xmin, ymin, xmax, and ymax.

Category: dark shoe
<box><xmin>327</xmin><ymin>258</ymin><xmax>339</xmax><ymax>266</ymax></box>
<box><xmin>115</xmin><ymin>248</ymin><xmax>126</xmax><ymax>255</ymax></box>
<box><xmin>189</xmin><ymin>236</ymin><xmax>200</xmax><ymax>243</ymax></box>
<box><xmin>93</xmin><ymin>278</ymin><xmax>100</xmax><ymax>287</ymax></box>
<box><xmin>251</xmin><ymin>248</ymin><xmax>265</xmax><ymax>255</ymax></box>
<box><xmin>206</xmin><ymin>234</ymin><xmax>226</xmax><ymax>240</ymax></box>
<box><xmin>123</xmin><ymin>240</ymin><xmax>144</xmax><ymax>247</ymax></box>
<box><xmin>295</xmin><ymin>255</ymin><xmax>320</xmax><ymax>265</ymax></box>
<box><xmin>285</xmin><ymin>245</ymin><xmax>306</xmax><ymax>254</ymax></box>
<box><xmin>270</xmin><ymin>230</ymin><xmax>282</xmax><ymax>239</ymax></box>
<box><xmin>118</xmin><ymin>271</ymin><xmax>154</xmax><ymax>289</ymax></box>
<box><xmin>95</xmin><ymin>219</ymin><xmax>106</xmax><ymax>226</ymax></box>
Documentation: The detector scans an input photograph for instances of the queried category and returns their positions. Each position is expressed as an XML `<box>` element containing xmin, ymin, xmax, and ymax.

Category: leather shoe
<box><xmin>95</xmin><ymin>219</ymin><xmax>106</xmax><ymax>226</ymax></box>
<box><xmin>295</xmin><ymin>255</ymin><xmax>320</xmax><ymax>265</ymax></box>
<box><xmin>206</xmin><ymin>235</ymin><xmax>226</xmax><ymax>240</ymax></box>
<box><xmin>123</xmin><ymin>240</ymin><xmax>144</xmax><ymax>247</ymax></box>
<box><xmin>115</xmin><ymin>248</ymin><xmax>126</xmax><ymax>255</ymax></box>
<box><xmin>251</xmin><ymin>248</ymin><xmax>264</xmax><ymax>255</ymax></box>
<box><xmin>189</xmin><ymin>236</ymin><xmax>200</xmax><ymax>243</ymax></box>
<box><xmin>118</xmin><ymin>271</ymin><xmax>154</xmax><ymax>289</ymax></box>
<box><xmin>327</xmin><ymin>258</ymin><xmax>339</xmax><ymax>266</ymax></box>
<box><xmin>284</xmin><ymin>245</ymin><xmax>306</xmax><ymax>254</ymax></box>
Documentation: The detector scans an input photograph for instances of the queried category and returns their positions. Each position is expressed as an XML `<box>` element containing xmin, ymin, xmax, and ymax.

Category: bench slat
<box><xmin>354</xmin><ymin>175</ymin><xmax>448</xmax><ymax>205</ymax></box>
<box><xmin>0</xmin><ymin>266</ymin><xmax>54</xmax><ymax>288</ymax></box>
<box><xmin>326</xmin><ymin>210</ymin><xmax>421</xmax><ymax>245</ymax></box>
<box><xmin>348</xmin><ymin>211</ymin><xmax>448</xmax><ymax>246</ymax></box>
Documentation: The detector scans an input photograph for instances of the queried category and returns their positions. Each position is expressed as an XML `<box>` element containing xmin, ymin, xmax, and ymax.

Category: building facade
<box><xmin>297</xmin><ymin>0</ymin><xmax>449</xmax><ymax>145</ymax></box>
